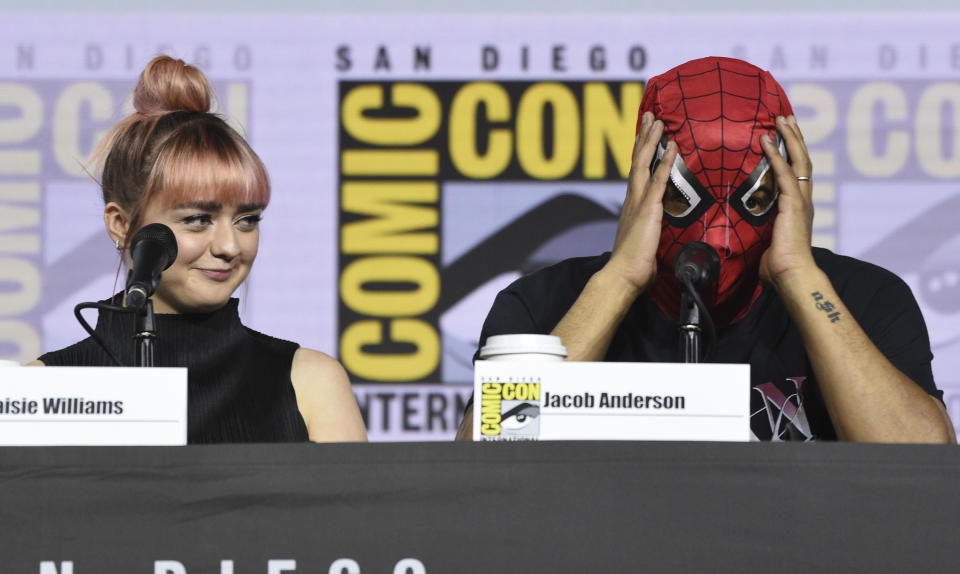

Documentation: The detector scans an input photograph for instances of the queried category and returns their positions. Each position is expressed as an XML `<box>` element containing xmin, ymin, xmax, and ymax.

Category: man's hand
<box><xmin>758</xmin><ymin>115</ymin><xmax>817</xmax><ymax>287</ymax></box>
<box><xmin>605</xmin><ymin>111</ymin><xmax>677</xmax><ymax>294</ymax></box>
<box><xmin>759</xmin><ymin>116</ymin><xmax>955</xmax><ymax>443</ymax></box>
<box><xmin>550</xmin><ymin>112</ymin><xmax>676</xmax><ymax>361</ymax></box>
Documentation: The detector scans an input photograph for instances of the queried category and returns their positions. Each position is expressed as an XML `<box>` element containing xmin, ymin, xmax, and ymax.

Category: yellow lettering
<box><xmin>0</xmin><ymin>204</ymin><xmax>40</xmax><ymax>233</ymax></box>
<box><xmin>338</xmin><ymin>82</ymin><xmax>443</xmax><ymax>383</ymax></box>
<box><xmin>0</xmin><ymin>185</ymin><xmax>40</xmax><ymax>253</ymax></box>
<box><xmin>516</xmin><ymin>83</ymin><xmax>580</xmax><ymax>179</ymax></box>
<box><xmin>339</xmin><ymin>319</ymin><xmax>440</xmax><ymax>382</ymax></box>
<box><xmin>480</xmin><ymin>383</ymin><xmax>502</xmax><ymax>435</ymax></box>
<box><xmin>916</xmin><ymin>82</ymin><xmax>960</xmax><ymax>178</ymax></box>
<box><xmin>527</xmin><ymin>384</ymin><xmax>541</xmax><ymax>401</ymax></box>
<box><xmin>500</xmin><ymin>382</ymin><xmax>541</xmax><ymax>401</ymax></box>
<box><xmin>0</xmin><ymin>233</ymin><xmax>40</xmax><ymax>254</ymax></box>
<box><xmin>341</xmin><ymin>149</ymin><xmax>439</xmax><ymax>176</ymax></box>
<box><xmin>0</xmin><ymin>83</ymin><xmax>42</xmax><ymax>175</ymax></box>
<box><xmin>847</xmin><ymin>82</ymin><xmax>909</xmax><ymax>177</ymax></box>
<box><xmin>53</xmin><ymin>82</ymin><xmax>112</xmax><ymax>177</ymax></box>
<box><xmin>0</xmin><ymin>319</ymin><xmax>40</xmax><ymax>363</ymax></box>
<box><xmin>583</xmin><ymin>82</ymin><xmax>642</xmax><ymax>179</ymax></box>
<box><xmin>787</xmin><ymin>83</ymin><xmax>837</xmax><ymax>176</ymax></box>
<box><xmin>449</xmin><ymin>82</ymin><xmax>513</xmax><ymax>179</ymax></box>
<box><xmin>341</xmin><ymin>84</ymin><xmax>441</xmax><ymax>146</ymax></box>
<box><xmin>0</xmin><ymin>258</ymin><xmax>41</xmax><ymax>315</ymax></box>
<box><xmin>340</xmin><ymin>256</ymin><xmax>439</xmax><ymax>317</ymax></box>
<box><xmin>0</xmin><ymin>182</ymin><xmax>40</xmax><ymax>202</ymax></box>
<box><xmin>341</xmin><ymin>182</ymin><xmax>438</xmax><ymax>254</ymax></box>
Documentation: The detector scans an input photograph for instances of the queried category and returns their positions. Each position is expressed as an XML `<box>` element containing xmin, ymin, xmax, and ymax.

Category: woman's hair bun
<box><xmin>133</xmin><ymin>55</ymin><xmax>213</xmax><ymax>116</ymax></box>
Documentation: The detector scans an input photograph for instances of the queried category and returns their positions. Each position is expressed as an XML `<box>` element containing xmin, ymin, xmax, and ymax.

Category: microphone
<box><xmin>673</xmin><ymin>242</ymin><xmax>720</xmax><ymax>363</ymax></box>
<box><xmin>124</xmin><ymin>223</ymin><xmax>178</xmax><ymax>310</ymax></box>
<box><xmin>673</xmin><ymin>241</ymin><xmax>720</xmax><ymax>289</ymax></box>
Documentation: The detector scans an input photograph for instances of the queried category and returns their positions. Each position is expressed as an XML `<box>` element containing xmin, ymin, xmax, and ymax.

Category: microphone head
<box><xmin>130</xmin><ymin>223</ymin><xmax>178</xmax><ymax>271</ymax></box>
<box><xmin>673</xmin><ymin>241</ymin><xmax>721</xmax><ymax>288</ymax></box>
<box><xmin>124</xmin><ymin>223</ymin><xmax>179</xmax><ymax>310</ymax></box>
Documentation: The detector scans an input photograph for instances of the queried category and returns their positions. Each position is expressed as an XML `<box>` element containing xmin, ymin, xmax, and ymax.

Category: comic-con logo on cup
<box><xmin>477</xmin><ymin>335</ymin><xmax>566</xmax><ymax>439</ymax></box>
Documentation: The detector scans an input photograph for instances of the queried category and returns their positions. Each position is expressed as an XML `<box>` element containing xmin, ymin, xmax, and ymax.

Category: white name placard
<box><xmin>0</xmin><ymin>367</ymin><xmax>187</xmax><ymax>446</ymax></box>
<box><xmin>474</xmin><ymin>361</ymin><xmax>750</xmax><ymax>442</ymax></box>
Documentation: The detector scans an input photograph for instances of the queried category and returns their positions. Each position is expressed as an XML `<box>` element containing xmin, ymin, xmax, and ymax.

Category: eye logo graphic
<box><xmin>479</xmin><ymin>382</ymin><xmax>542</xmax><ymax>440</ymax></box>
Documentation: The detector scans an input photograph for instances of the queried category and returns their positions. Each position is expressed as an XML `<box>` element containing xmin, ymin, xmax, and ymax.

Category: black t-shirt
<box><xmin>477</xmin><ymin>248</ymin><xmax>941</xmax><ymax>441</ymax></box>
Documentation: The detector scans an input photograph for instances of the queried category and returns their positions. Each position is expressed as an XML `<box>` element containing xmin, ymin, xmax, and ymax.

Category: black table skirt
<box><xmin>1</xmin><ymin>441</ymin><xmax>958</xmax><ymax>573</ymax></box>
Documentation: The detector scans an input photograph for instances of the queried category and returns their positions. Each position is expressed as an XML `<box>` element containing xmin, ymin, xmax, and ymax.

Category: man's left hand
<box><xmin>757</xmin><ymin>116</ymin><xmax>955</xmax><ymax>443</ymax></box>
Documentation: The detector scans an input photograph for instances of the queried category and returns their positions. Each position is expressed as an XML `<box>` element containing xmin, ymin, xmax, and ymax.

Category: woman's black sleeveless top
<box><xmin>40</xmin><ymin>299</ymin><xmax>309</xmax><ymax>443</ymax></box>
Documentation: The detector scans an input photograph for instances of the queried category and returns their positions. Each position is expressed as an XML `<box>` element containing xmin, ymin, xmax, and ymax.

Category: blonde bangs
<box><xmin>146</xmin><ymin>131</ymin><xmax>270</xmax><ymax>210</ymax></box>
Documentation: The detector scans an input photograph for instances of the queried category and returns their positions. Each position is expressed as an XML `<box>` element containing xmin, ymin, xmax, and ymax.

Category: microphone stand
<box><xmin>679</xmin><ymin>288</ymin><xmax>702</xmax><ymax>363</ymax></box>
<box><xmin>134</xmin><ymin>298</ymin><xmax>156</xmax><ymax>367</ymax></box>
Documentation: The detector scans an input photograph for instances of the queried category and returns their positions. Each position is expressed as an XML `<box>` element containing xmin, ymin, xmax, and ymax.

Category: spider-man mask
<box><xmin>638</xmin><ymin>57</ymin><xmax>794</xmax><ymax>326</ymax></box>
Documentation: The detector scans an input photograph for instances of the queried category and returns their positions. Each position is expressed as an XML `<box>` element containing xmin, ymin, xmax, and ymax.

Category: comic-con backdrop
<box><xmin>2</xmin><ymin>13</ymin><xmax>959</xmax><ymax>440</ymax></box>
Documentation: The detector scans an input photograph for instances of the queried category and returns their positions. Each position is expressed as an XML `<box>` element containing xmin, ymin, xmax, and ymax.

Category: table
<box><xmin>1</xmin><ymin>441</ymin><xmax>958</xmax><ymax>572</ymax></box>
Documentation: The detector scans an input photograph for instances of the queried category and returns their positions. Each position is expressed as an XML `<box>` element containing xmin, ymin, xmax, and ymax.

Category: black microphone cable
<box><xmin>71</xmin><ymin>223</ymin><xmax>177</xmax><ymax>367</ymax></box>
<box><xmin>678</xmin><ymin>273</ymin><xmax>717</xmax><ymax>363</ymax></box>
<box><xmin>73</xmin><ymin>301</ymin><xmax>132</xmax><ymax>367</ymax></box>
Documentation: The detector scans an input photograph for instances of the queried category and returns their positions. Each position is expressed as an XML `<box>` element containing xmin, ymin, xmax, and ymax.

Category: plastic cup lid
<box><xmin>478</xmin><ymin>334</ymin><xmax>567</xmax><ymax>358</ymax></box>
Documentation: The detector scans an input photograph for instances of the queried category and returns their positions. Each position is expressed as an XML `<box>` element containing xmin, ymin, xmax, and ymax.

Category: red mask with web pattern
<box><xmin>637</xmin><ymin>57</ymin><xmax>793</xmax><ymax>326</ymax></box>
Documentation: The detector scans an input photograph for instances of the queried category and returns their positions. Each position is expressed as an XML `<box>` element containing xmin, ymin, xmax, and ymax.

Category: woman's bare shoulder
<box><xmin>292</xmin><ymin>348</ymin><xmax>343</xmax><ymax>374</ymax></box>
<box><xmin>290</xmin><ymin>347</ymin><xmax>367</xmax><ymax>442</ymax></box>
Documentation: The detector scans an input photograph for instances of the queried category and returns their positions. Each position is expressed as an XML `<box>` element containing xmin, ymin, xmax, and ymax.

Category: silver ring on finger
<box><xmin>796</xmin><ymin>176</ymin><xmax>812</xmax><ymax>182</ymax></box>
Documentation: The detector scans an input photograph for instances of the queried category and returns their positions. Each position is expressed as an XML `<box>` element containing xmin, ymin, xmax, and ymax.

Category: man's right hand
<box><xmin>604</xmin><ymin>111</ymin><xmax>677</xmax><ymax>294</ymax></box>
<box><xmin>549</xmin><ymin>113</ymin><xmax>677</xmax><ymax>361</ymax></box>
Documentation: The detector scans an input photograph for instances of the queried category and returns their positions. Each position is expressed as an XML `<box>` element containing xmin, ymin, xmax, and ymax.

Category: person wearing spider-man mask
<box><xmin>460</xmin><ymin>57</ymin><xmax>954</xmax><ymax>442</ymax></box>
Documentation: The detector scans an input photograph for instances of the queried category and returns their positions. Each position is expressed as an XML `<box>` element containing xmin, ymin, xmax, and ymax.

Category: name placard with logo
<box><xmin>0</xmin><ymin>367</ymin><xmax>187</xmax><ymax>446</ymax></box>
<box><xmin>473</xmin><ymin>361</ymin><xmax>750</xmax><ymax>441</ymax></box>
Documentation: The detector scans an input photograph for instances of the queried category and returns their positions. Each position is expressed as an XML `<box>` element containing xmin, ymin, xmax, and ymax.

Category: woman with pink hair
<box><xmin>35</xmin><ymin>56</ymin><xmax>366</xmax><ymax>444</ymax></box>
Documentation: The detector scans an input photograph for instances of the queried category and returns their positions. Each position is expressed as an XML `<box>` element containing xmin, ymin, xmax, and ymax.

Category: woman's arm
<box><xmin>290</xmin><ymin>348</ymin><xmax>367</xmax><ymax>442</ymax></box>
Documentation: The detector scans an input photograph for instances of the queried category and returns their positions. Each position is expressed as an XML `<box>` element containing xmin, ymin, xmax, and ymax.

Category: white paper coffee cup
<box><xmin>478</xmin><ymin>334</ymin><xmax>567</xmax><ymax>361</ymax></box>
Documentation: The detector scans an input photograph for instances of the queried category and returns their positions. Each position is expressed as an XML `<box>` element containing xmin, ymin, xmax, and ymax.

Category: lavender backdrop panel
<box><xmin>2</xmin><ymin>12</ymin><xmax>959</xmax><ymax>439</ymax></box>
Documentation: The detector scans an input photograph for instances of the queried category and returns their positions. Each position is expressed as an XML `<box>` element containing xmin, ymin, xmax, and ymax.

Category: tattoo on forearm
<box><xmin>811</xmin><ymin>291</ymin><xmax>841</xmax><ymax>323</ymax></box>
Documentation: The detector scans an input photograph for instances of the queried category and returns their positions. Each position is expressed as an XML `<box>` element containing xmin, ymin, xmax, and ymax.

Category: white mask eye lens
<box><xmin>739</xmin><ymin>156</ymin><xmax>780</xmax><ymax>217</ymax></box>
<box><xmin>663</xmin><ymin>155</ymin><xmax>702</xmax><ymax>218</ymax></box>
<box><xmin>663</xmin><ymin>178</ymin><xmax>699</xmax><ymax>217</ymax></box>
<box><xmin>741</xmin><ymin>185</ymin><xmax>779</xmax><ymax>216</ymax></box>
<box><xmin>653</xmin><ymin>136</ymin><xmax>709</xmax><ymax>222</ymax></box>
